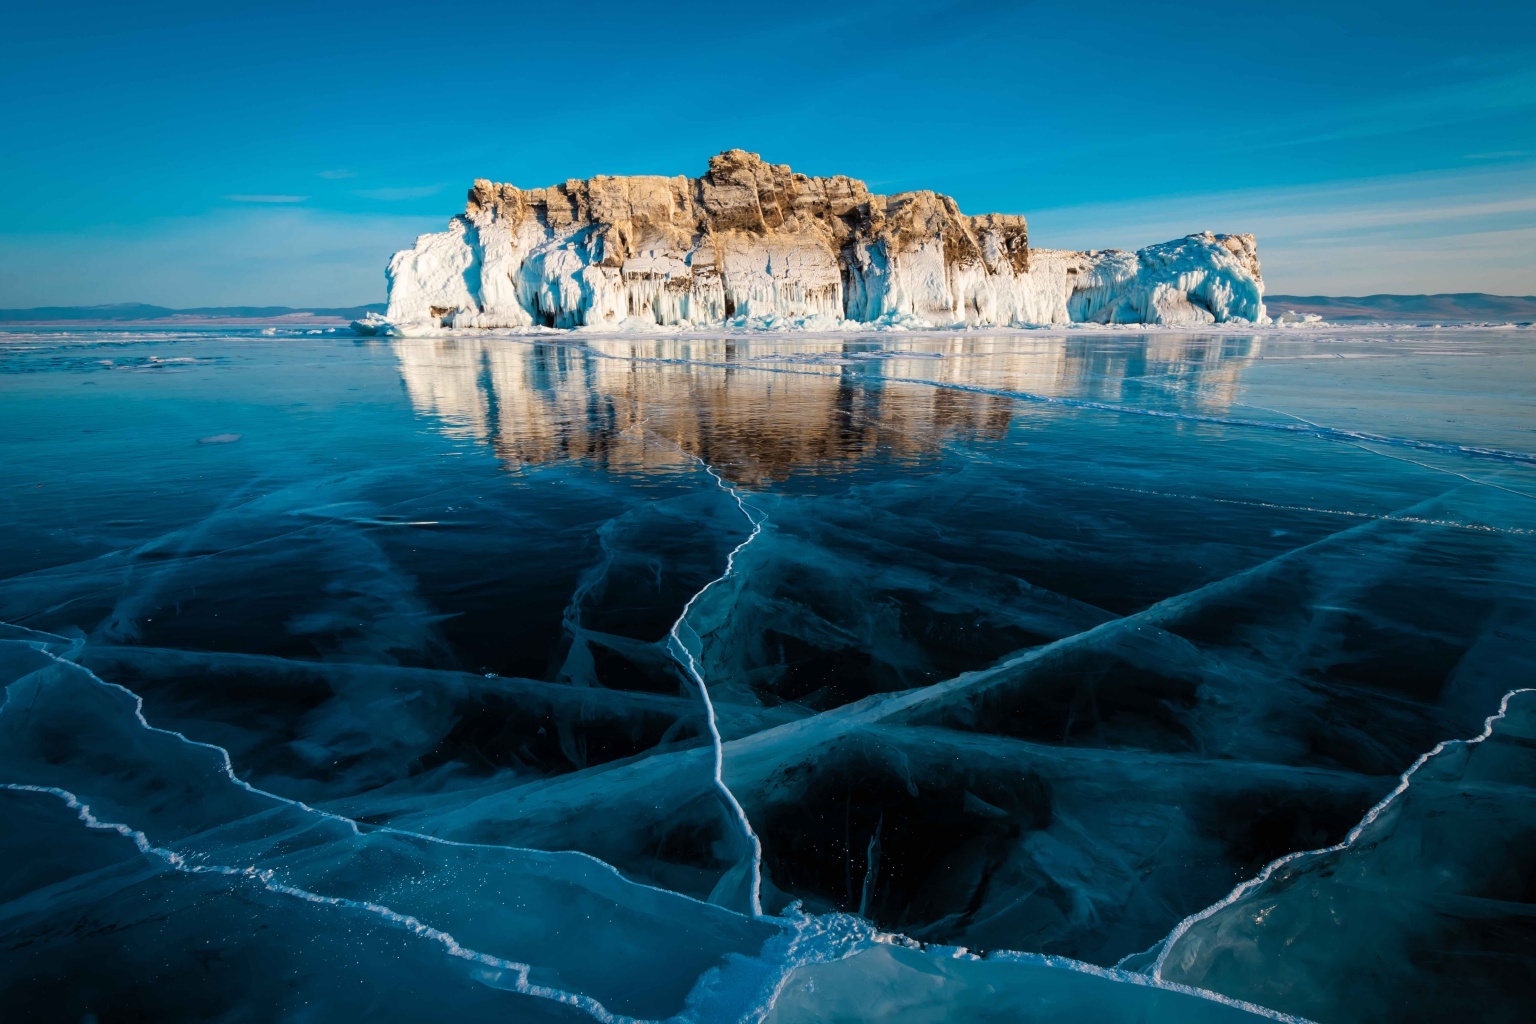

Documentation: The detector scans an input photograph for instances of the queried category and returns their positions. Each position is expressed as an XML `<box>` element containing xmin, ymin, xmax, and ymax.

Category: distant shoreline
<box><xmin>0</xmin><ymin>302</ymin><xmax>381</xmax><ymax>327</ymax></box>
<box><xmin>0</xmin><ymin>315</ymin><xmax>356</xmax><ymax>328</ymax></box>
<box><xmin>3</xmin><ymin>294</ymin><xmax>1533</xmax><ymax>328</ymax></box>
<box><xmin>1265</xmin><ymin>293</ymin><xmax>1536</xmax><ymax>322</ymax></box>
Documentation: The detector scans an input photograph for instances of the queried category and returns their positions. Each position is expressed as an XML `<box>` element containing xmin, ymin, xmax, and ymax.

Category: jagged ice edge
<box><xmin>0</xmin><ymin>782</ymin><xmax>644</xmax><ymax>1023</ymax></box>
<box><xmin>0</xmin><ymin>641</ymin><xmax>723</xmax><ymax>906</ymax></box>
<box><xmin>0</xmin><ymin>639</ymin><xmax>734</xmax><ymax>1024</ymax></box>
<box><xmin>1142</xmin><ymin>685</ymin><xmax>1536</xmax><ymax>980</ymax></box>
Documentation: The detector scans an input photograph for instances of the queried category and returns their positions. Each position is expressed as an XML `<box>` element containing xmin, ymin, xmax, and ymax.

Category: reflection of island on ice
<box><xmin>390</xmin><ymin>335</ymin><xmax>1262</xmax><ymax>484</ymax></box>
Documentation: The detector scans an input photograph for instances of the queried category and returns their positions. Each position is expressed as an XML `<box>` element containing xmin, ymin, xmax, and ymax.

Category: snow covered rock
<box><xmin>372</xmin><ymin>151</ymin><xmax>1266</xmax><ymax>332</ymax></box>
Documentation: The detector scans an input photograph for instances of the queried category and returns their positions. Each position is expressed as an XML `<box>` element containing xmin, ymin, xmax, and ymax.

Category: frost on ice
<box><xmin>361</xmin><ymin>150</ymin><xmax>1266</xmax><ymax>334</ymax></box>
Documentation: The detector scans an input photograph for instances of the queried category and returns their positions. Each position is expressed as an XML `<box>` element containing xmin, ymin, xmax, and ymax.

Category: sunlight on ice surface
<box><xmin>1</xmin><ymin>326</ymin><xmax>1534</xmax><ymax>1022</ymax></box>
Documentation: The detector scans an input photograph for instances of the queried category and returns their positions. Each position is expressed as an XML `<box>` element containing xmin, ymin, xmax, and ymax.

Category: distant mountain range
<box><xmin>0</xmin><ymin>302</ymin><xmax>385</xmax><ymax>324</ymax></box>
<box><xmin>1</xmin><ymin>295</ymin><xmax>1532</xmax><ymax>325</ymax></box>
<box><xmin>1265</xmin><ymin>293</ymin><xmax>1536</xmax><ymax>322</ymax></box>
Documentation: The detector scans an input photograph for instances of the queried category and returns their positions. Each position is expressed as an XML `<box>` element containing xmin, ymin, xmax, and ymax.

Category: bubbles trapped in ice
<box><xmin>2</xmin><ymin>327</ymin><xmax>1534</xmax><ymax>1023</ymax></box>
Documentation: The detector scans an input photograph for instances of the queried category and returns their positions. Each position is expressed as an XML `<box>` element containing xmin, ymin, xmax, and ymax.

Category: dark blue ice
<box><xmin>2</xmin><ymin>327</ymin><xmax>1534</xmax><ymax>1022</ymax></box>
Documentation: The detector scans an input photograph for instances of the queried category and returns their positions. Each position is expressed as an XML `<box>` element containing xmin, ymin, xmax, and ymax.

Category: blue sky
<box><xmin>2</xmin><ymin>0</ymin><xmax>1533</xmax><ymax>306</ymax></box>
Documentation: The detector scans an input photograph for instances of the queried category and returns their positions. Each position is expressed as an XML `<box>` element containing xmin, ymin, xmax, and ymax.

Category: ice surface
<box><xmin>3</xmin><ymin>326</ymin><xmax>1535</xmax><ymax>1022</ymax></box>
<box><xmin>766</xmin><ymin>944</ymin><xmax>1302</xmax><ymax>1023</ymax></box>
<box><xmin>0</xmin><ymin>788</ymin><xmax>584</xmax><ymax>1023</ymax></box>
<box><xmin>1151</xmin><ymin>686</ymin><xmax>1536</xmax><ymax>1023</ymax></box>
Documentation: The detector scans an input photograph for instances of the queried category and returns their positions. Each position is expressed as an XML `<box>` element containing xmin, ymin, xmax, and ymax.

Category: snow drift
<box><xmin>363</xmin><ymin>151</ymin><xmax>1266</xmax><ymax>334</ymax></box>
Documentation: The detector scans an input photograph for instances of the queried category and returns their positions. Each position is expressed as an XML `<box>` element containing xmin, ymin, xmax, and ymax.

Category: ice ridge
<box><xmin>2</xmin><ymin>614</ymin><xmax>1340</xmax><ymax>1020</ymax></box>
<box><xmin>0</xmin><ymin>634</ymin><xmax>787</xmax><ymax>1022</ymax></box>
<box><xmin>1</xmin><ymin>650</ymin><xmax>1294</xmax><ymax>1024</ymax></box>
<box><xmin>0</xmin><ymin>639</ymin><xmax>714</xmax><ymax>901</ymax></box>
<box><xmin>433</xmin><ymin>483</ymin><xmax>1472</xmax><ymax>902</ymax></box>
<box><xmin>0</xmin><ymin>783</ymin><xmax>643</xmax><ymax>1024</ymax></box>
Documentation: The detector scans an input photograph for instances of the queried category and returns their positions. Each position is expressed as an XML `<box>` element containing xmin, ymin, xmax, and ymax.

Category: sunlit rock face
<box><xmin>378</xmin><ymin>151</ymin><xmax>1266</xmax><ymax>330</ymax></box>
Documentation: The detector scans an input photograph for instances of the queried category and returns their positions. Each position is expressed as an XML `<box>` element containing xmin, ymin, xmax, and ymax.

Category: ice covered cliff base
<box><xmin>359</xmin><ymin>151</ymin><xmax>1265</xmax><ymax>334</ymax></box>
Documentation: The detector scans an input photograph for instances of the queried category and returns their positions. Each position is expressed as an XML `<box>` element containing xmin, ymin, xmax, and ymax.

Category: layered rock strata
<box><xmin>374</xmin><ymin>151</ymin><xmax>1265</xmax><ymax>331</ymax></box>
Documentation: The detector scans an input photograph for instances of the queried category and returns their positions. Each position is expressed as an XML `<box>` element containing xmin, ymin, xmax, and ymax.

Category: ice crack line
<box><xmin>0</xmin><ymin>783</ymin><xmax>643</xmax><ymax>1024</ymax></box>
<box><xmin>0</xmin><ymin>629</ymin><xmax>777</xmax><ymax>1024</ymax></box>
<box><xmin>1072</xmin><ymin>480</ymin><xmax>1536</xmax><ymax>537</ymax></box>
<box><xmin>4</xmin><ymin>627</ymin><xmax>1312</xmax><ymax>1022</ymax></box>
<box><xmin>0</xmin><ymin>637</ymin><xmax>739</xmax><ymax>914</ymax></box>
<box><xmin>1144</xmin><ymin>685</ymin><xmax>1536</xmax><ymax>980</ymax></box>
<box><xmin>650</xmin><ymin>434</ymin><xmax>768</xmax><ymax>917</ymax></box>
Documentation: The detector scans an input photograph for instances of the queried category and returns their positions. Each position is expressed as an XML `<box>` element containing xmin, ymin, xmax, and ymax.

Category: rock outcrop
<box><xmin>371</xmin><ymin>151</ymin><xmax>1265</xmax><ymax>332</ymax></box>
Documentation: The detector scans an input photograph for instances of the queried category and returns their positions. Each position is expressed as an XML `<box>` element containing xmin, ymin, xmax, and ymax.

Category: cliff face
<box><xmin>377</xmin><ymin>151</ymin><xmax>1264</xmax><ymax>331</ymax></box>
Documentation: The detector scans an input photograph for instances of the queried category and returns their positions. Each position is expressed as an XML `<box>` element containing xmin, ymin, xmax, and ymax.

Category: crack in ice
<box><xmin>647</xmin><ymin>432</ymin><xmax>769</xmax><ymax>918</ymax></box>
<box><xmin>1141</xmin><ymin>685</ymin><xmax>1536</xmax><ymax>981</ymax></box>
<box><xmin>430</xmin><ymin>486</ymin><xmax>1465</xmax><ymax>830</ymax></box>
<box><xmin>1073</xmin><ymin>479</ymin><xmax>1536</xmax><ymax>536</ymax></box>
<box><xmin>2</xmin><ymin>598</ymin><xmax>1331</xmax><ymax>1021</ymax></box>
<box><xmin>9</xmin><ymin>381</ymin><xmax>1505</xmax><ymax>1022</ymax></box>
<box><xmin>0</xmin><ymin>638</ymin><xmax>744</xmax><ymax>914</ymax></box>
<box><xmin>0</xmin><ymin>782</ymin><xmax>646</xmax><ymax>1024</ymax></box>
<box><xmin>0</xmin><ymin>635</ymin><xmax>787</xmax><ymax>1024</ymax></box>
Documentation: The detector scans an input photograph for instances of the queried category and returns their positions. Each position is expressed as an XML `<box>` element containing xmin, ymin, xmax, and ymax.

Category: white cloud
<box><xmin>318</xmin><ymin>169</ymin><xmax>358</xmax><ymax>179</ymax></box>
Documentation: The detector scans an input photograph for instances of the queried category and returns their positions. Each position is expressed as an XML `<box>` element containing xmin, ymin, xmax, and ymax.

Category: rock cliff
<box><xmin>372</xmin><ymin>151</ymin><xmax>1265</xmax><ymax>332</ymax></box>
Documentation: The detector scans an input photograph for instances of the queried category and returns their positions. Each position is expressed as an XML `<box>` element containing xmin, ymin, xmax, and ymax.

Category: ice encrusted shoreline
<box><xmin>361</xmin><ymin>151</ymin><xmax>1268</xmax><ymax>336</ymax></box>
<box><xmin>349</xmin><ymin>315</ymin><xmax>1535</xmax><ymax>340</ymax></box>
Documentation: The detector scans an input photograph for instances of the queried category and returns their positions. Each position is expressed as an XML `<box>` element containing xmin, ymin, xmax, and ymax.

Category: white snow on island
<box><xmin>359</xmin><ymin>151</ymin><xmax>1266</xmax><ymax>335</ymax></box>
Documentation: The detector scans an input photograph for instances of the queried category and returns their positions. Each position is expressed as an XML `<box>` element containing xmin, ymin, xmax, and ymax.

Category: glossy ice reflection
<box><xmin>2</xmin><ymin>327</ymin><xmax>1534</xmax><ymax>1023</ymax></box>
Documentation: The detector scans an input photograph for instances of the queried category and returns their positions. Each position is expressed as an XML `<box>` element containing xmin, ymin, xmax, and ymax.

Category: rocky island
<box><xmin>361</xmin><ymin>150</ymin><xmax>1266</xmax><ymax>333</ymax></box>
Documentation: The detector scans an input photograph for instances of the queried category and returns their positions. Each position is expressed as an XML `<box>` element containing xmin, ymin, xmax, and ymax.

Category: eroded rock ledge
<box><xmin>372</xmin><ymin>150</ymin><xmax>1265</xmax><ymax>332</ymax></box>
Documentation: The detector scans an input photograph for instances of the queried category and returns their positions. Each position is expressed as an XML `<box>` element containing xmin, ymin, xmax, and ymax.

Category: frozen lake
<box><xmin>2</xmin><ymin>327</ymin><xmax>1534</xmax><ymax>1023</ymax></box>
